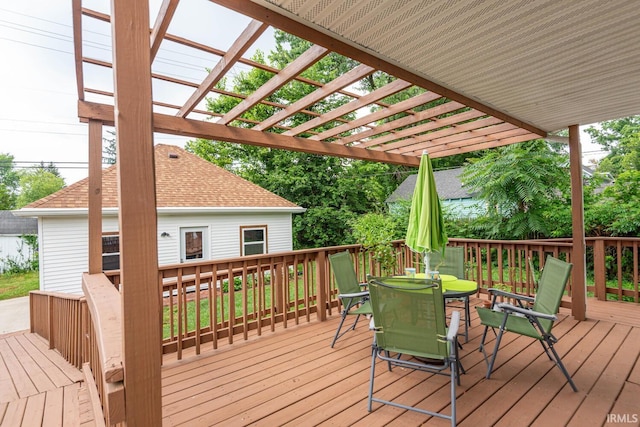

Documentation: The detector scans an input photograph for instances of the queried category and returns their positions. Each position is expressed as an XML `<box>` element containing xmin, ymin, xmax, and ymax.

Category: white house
<box><xmin>16</xmin><ymin>144</ymin><xmax>305</xmax><ymax>294</ymax></box>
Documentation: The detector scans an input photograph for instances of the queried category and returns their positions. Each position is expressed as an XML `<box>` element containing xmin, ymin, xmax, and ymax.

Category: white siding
<box><xmin>156</xmin><ymin>212</ymin><xmax>293</xmax><ymax>264</ymax></box>
<box><xmin>38</xmin><ymin>212</ymin><xmax>294</xmax><ymax>294</ymax></box>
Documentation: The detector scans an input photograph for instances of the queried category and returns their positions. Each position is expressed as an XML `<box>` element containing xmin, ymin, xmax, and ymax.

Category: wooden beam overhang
<box><xmin>78</xmin><ymin>100</ymin><xmax>421</xmax><ymax>167</ymax></box>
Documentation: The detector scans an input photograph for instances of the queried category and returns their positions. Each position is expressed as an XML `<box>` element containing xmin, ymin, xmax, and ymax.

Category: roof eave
<box><xmin>15</xmin><ymin>206</ymin><xmax>306</xmax><ymax>217</ymax></box>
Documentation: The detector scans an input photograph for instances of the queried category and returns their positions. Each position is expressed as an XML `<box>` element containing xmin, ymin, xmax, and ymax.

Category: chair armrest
<box><xmin>488</xmin><ymin>288</ymin><xmax>535</xmax><ymax>303</ymax></box>
<box><xmin>446</xmin><ymin>310</ymin><xmax>461</xmax><ymax>342</ymax></box>
<box><xmin>497</xmin><ymin>303</ymin><xmax>557</xmax><ymax>321</ymax></box>
<box><xmin>338</xmin><ymin>291</ymin><xmax>369</xmax><ymax>299</ymax></box>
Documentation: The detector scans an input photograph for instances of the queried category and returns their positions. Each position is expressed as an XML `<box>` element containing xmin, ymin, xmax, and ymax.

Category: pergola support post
<box><xmin>88</xmin><ymin>119</ymin><xmax>102</xmax><ymax>274</ymax></box>
<box><xmin>569</xmin><ymin>124</ymin><xmax>587</xmax><ymax>321</ymax></box>
<box><xmin>111</xmin><ymin>0</ymin><xmax>162</xmax><ymax>424</ymax></box>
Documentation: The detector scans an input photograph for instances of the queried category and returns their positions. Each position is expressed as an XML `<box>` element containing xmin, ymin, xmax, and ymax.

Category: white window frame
<box><xmin>180</xmin><ymin>226</ymin><xmax>209</xmax><ymax>263</ymax></box>
<box><xmin>240</xmin><ymin>225</ymin><xmax>267</xmax><ymax>256</ymax></box>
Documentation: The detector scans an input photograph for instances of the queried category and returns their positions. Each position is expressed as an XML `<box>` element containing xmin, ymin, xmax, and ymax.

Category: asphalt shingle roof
<box><xmin>25</xmin><ymin>145</ymin><xmax>300</xmax><ymax>209</ymax></box>
<box><xmin>386</xmin><ymin>167</ymin><xmax>475</xmax><ymax>203</ymax></box>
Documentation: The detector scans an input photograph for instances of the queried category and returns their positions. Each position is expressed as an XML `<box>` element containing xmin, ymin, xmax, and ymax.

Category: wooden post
<box><xmin>569</xmin><ymin>125</ymin><xmax>587</xmax><ymax>320</ymax></box>
<box><xmin>316</xmin><ymin>250</ymin><xmax>327</xmax><ymax>321</ymax></box>
<box><xmin>593</xmin><ymin>239</ymin><xmax>607</xmax><ymax>300</ymax></box>
<box><xmin>88</xmin><ymin>119</ymin><xmax>103</xmax><ymax>274</ymax></box>
<box><xmin>111</xmin><ymin>0</ymin><xmax>162</xmax><ymax>425</ymax></box>
<box><xmin>274</xmin><ymin>261</ymin><xmax>284</xmax><ymax>315</ymax></box>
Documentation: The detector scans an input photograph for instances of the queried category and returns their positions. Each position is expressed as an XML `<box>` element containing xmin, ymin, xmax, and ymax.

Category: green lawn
<box><xmin>163</xmin><ymin>277</ymin><xmax>312</xmax><ymax>340</ymax></box>
<box><xmin>0</xmin><ymin>271</ymin><xmax>39</xmax><ymax>301</ymax></box>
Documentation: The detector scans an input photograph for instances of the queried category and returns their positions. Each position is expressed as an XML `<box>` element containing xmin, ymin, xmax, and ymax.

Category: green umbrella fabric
<box><xmin>405</xmin><ymin>151</ymin><xmax>448</xmax><ymax>270</ymax></box>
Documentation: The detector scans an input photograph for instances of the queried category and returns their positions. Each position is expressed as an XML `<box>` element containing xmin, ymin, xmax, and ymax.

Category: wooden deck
<box><xmin>161</xmin><ymin>298</ymin><xmax>640</xmax><ymax>426</ymax></box>
<box><xmin>0</xmin><ymin>331</ymin><xmax>97</xmax><ymax>426</ymax></box>
<box><xmin>2</xmin><ymin>297</ymin><xmax>639</xmax><ymax>426</ymax></box>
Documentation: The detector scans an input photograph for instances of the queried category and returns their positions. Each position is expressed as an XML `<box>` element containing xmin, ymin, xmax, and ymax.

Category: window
<box><xmin>180</xmin><ymin>227</ymin><xmax>208</xmax><ymax>262</ymax></box>
<box><xmin>241</xmin><ymin>226</ymin><xmax>267</xmax><ymax>256</ymax></box>
<box><xmin>102</xmin><ymin>234</ymin><xmax>120</xmax><ymax>271</ymax></box>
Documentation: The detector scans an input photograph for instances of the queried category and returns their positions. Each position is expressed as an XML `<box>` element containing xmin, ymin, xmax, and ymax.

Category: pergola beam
<box><xmin>284</xmin><ymin>79</ymin><xmax>412</xmax><ymax>136</ymax></box>
<box><xmin>177</xmin><ymin>19</ymin><xmax>269</xmax><ymax>117</ymax></box>
<box><xmin>150</xmin><ymin>0</ymin><xmax>179</xmax><ymax>60</ymax></box>
<box><xmin>310</xmin><ymin>91</ymin><xmax>442</xmax><ymax>141</ymax></box>
<box><xmin>217</xmin><ymin>44</ymin><xmax>329</xmax><ymax>125</ymax></box>
<box><xmin>253</xmin><ymin>63</ymin><xmax>375</xmax><ymax>131</ymax></box>
<box><xmin>78</xmin><ymin>101</ymin><xmax>420</xmax><ymax>167</ymax></box>
<box><xmin>338</xmin><ymin>102</ymin><xmax>472</xmax><ymax>148</ymax></box>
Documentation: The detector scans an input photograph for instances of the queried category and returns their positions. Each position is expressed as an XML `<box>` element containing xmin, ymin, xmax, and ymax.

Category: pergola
<box><xmin>71</xmin><ymin>0</ymin><xmax>640</xmax><ymax>424</ymax></box>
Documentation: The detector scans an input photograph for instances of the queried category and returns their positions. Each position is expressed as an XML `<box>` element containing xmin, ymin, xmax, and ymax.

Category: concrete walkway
<box><xmin>0</xmin><ymin>296</ymin><xmax>30</xmax><ymax>335</ymax></box>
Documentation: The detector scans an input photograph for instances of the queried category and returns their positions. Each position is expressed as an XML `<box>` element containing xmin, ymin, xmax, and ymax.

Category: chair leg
<box><xmin>450</xmin><ymin>360</ymin><xmax>457</xmax><ymax>427</ymax></box>
<box><xmin>330</xmin><ymin>311</ymin><xmax>349</xmax><ymax>348</ymax></box>
<box><xmin>538</xmin><ymin>338</ymin><xmax>554</xmax><ymax>361</ymax></box>
<box><xmin>485</xmin><ymin>316</ymin><xmax>509</xmax><ymax>379</ymax></box>
<box><xmin>463</xmin><ymin>296</ymin><xmax>470</xmax><ymax>343</ymax></box>
<box><xmin>546</xmin><ymin>339</ymin><xmax>578</xmax><ymax>392</ymax></box>
<box><xmin>479</xmin><ymin>325</ymin><xmax>490</xmax><ymax>354</ymax></box>
<box><xmin>368</xmin><ymin>347</ymin><xmax>378</xmax><ymax>411</ymax></box>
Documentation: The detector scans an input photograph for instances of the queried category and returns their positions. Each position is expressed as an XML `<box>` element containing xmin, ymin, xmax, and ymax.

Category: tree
<box><xmin>585</xmin><ymin>116</ymin><xmax>640</xmax><ymax>177</ymax></box>
<box><xmin>187</xmin><ymin>32</ymin><xmax>410</xmax><ymax>248</ymax></box>
<box><xmin>0</xmin><ymin>154</ymin><xmax>19</xmax><ymax>210</ymax></box>
<box><xmin>16</xmin><ymin>168</ymin><xmax>65</xmax><ymax>208</ymax></box>
<box><xmin>103</xmin><ymin>130</ymin><xmax>117</xmax><ymax>164</ymax></box>
<box><xmin>460</xmin><ymin>140</ymin><xmax>569</xmax><ymax>239</ymax></box>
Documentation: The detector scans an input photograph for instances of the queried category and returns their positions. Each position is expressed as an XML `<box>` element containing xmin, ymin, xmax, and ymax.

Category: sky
<box><xmin>0</xmin><ymin>1</ymin><xmax>609</xmax><ymax>186</ymax></box>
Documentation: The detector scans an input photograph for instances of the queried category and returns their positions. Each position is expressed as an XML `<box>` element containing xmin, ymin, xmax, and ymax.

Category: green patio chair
<box><xmin>528</xmin><ymin>256</ymin><xmax>540</xmax><ymax>290</ymax></box>
<box><xmin>328</xmin><ymin>251</ymin><xmax>372</xmax><ymax>348</ymax></box>
<box><xmin>430</xmin><ymin>246</ymin><xmax>465</xmax><ymax>278</ymax></box>
<box><xmin>367</xmin><ymin>277</ymin><xmax>462</xmax><ymax>426</ymax></box>
<box><xmin>476</xmin><ymin>255</ymin><xmax>577</xmax><ymax>391</ymax></box>
<box><xmin>431</xmin><ymin>246</ymin><xmax>477</xmax><ymax>342</ymax></box>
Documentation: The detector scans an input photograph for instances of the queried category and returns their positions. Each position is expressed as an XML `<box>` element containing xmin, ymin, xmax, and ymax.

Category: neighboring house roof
<box><xmin>386</xmin><ymin>167</ymin><xmax>474</xmax><ymax>203</ymax></box>
<box><xmin>22</xmin><ymin>144</ymin><xmax>302</xmax><ymax>211</ymax></box>
<box><xmin>0</xmin><ymin>211</ymin><xmax>37</xmax><ymax>234</ymax></box>
<box><xmin>388</xmin><ymin>164</ymin><xmax>614</xmax><ymax>204</ymax></box>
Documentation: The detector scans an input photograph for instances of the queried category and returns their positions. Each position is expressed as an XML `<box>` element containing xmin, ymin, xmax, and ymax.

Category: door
<box><xmin>180</xmin><ymin>227</ymin><xmax>208</xmax><ymax>263</ymax></box>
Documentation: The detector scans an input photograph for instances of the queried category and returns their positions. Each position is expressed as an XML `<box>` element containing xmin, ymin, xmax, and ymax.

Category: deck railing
<box><xmin>29</xmin><ymin>276</ymin><xmax>125</xmax><ymax>426</ymax></box>
<box><xmin>29</xmin><ymin>290</ymin><xmax>85</xmax><ymax>369</ymax></box>
<box><xmin>103</xmin><ymin>237</ymin><xmax>640</xmax><ymax>358</ymax></box>
<box><xmin>589</xmin><ymin>237</ymin><xmax>640</xmax><ymax>302</ymax></box>
<box><xmin>82</xmin><ymin>273</ymin><xmax>125</xmax><ymax>426</ymax></box>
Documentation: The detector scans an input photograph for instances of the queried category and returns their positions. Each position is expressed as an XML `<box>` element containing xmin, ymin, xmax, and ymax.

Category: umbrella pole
<box><xmin>423</xmin><ymin>252</ymin><xmax>431</xmax><ymax>273</ymax></box>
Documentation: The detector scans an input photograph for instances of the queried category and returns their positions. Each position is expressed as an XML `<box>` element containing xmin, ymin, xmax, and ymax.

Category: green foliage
<box><xmin>1</xmin><ymin>235</ymin><xmax>38</xmax><ymax>275</ymax></box>
<box><xmin>103</xmin><ymin>130</ymin><xmax>117</xmax><ymax>164</ymax></box>
<box><xmin>585</xmin><ymin>116</ymin><xmax>640</xmax><ymax>177</ymax></box>
<box><xmin>460</xmin><ymin>140</ymin><xmax>569</xmax><ymax>239</ymax></box>
<box><xmin>351</xmin><ymin>213</ymin><xmax>396</xmax><ymax>273</ymax></box>
<box><xmin>16</xmin><ymin>168</ymin><xmax>65</xmax><ymax>208</ymax></box>
<box><xmin>587</xmin><ymin>171</ymin><xmax>640</xmax><ymax>236</ymax></box>
<box><xmin>221</xmin><ymin>277</ymin><xmax>243</xmax><ymax>293</ymax></box>
<box><xmin>0</xmin><ymin>153</ymin><xmax>19</xmax><ymax>209</ymax></box>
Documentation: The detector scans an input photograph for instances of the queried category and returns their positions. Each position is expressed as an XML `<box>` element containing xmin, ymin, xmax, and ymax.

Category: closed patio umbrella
<box><xmin>405</xmin><ymin>150</ymin><xmax>448</xmax><ymax>272</ymax></box>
